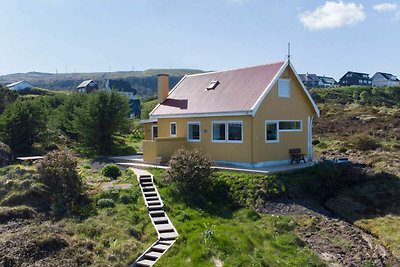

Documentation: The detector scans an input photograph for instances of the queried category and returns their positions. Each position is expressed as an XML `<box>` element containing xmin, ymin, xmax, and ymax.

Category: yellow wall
<box><xmin>252</xmin><ymin>67</ymin><xmax>316</xmax><ymax>162</ymax></box>
<box><xmin>156</xmin><ymin>116</ymin><xmax>253</xmax><ymax>163</ymax></box>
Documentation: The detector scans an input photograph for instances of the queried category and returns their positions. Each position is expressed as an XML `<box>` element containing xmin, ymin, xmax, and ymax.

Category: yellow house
<box><xmin>141</xmin><ymin>60</ymin><xmax>320</xmax><ymax>168</ymax></box>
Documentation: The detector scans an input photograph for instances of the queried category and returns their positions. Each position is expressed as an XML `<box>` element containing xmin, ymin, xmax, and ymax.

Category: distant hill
<box><xmin>0</xmin><ymin>69</ymin><xmax>205</xmax><ymax>97</ymax></box>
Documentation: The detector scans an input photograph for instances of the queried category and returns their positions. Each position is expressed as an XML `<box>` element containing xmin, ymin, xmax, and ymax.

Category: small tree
<box><xmin>167</xmin><ymin>148</ymin><xmax>213</xmax><ymax>192</ymax></box>
<box><xmin>0</xmin><ymin>99</ymin><xmax>47</xmax><ymax>154</ymax></box>
<box><xmin>37</xmin><ymin>150</ymin><xmax>83</xmax><ymax>216</ymax></box>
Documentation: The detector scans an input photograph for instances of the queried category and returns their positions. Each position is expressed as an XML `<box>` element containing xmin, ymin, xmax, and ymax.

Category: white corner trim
<box><xmin>149</xmin><ymin>75</ymin><xmax>188</xmax><ymax>117</ymax></box>
<box><xmin>289</xmin><ymin>62</ymin><xmax>321</xmax><ymax>117</ymax></box>
<box><xmin>251</xmin><ymin>61</ymin><xmax>289</xmax><ymax>116</ymax></box>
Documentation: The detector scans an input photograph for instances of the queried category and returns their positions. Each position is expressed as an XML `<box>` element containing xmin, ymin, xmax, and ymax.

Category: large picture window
<box><xmin>212</xmin><ymin>122</ymin><xmax>226</xmax><ymax>141</ymax></box>
<box><xmin>265</xmin><ymin>120</ymin><xmax>303</xmax><ymax>143</ymax></box>
<box><xmin>279</xmin><ymin>121</ymin><xmax>302</xmax><ymax>131</ymax></box>
<box><xmin>187</xmin><ymin>122</ymin><xmax>200</xmax><ymax>142</ymax></box>
<box><xmin>212</xmin><ymin>121</ymin><xmax>243</xmax><ymax>143</ymax></box>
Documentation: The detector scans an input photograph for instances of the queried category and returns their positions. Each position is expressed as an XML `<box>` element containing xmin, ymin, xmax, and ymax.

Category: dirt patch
<box><xmin>0</xmin><ymin>206</ymin><xmax>36</xmax><ymax>224</ymax></box>
<box><xmin>0</xmin><ymin>219</ymin><xmax>94</xmax><ymax>267</ymax></box>
<box><xmin>261</xmin><ymin>199</ymin><xmax>400</xmax><ymax>266</ymax></box>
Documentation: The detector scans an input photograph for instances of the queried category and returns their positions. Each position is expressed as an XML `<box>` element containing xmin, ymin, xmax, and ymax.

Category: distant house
<box><xmin>318</xmin><ymin>76</ymin><xmax>337</xmax><ymax>87</ymax></box>
<box><xmin>104</xmin><ymin>79</ymin><xmax>141</xmax><ymax>118</ymax></box>
<box><xmin>339</xmin><ymin>71</ymin><xmax>371</xmax><ymax>86</ymax></box>
<box><xmin>141</xmin><ymin>60</ymin><xmax>320</xmax><ymax>167</ymax></box>
<box><xmin>371</xmin><ymin>72</ymin><xmax>400</xmax><ymax>87</ymax></box>
<box><xmin>299</xmin><ymin>74</ymin><xmax>322</xmax><ymax>89</ymax></box>
<box><xmin>6</xmin><ymin>80</ymin><xmax>33</xmax><ymax>91</ymax></box>
<box><xmin>76</xmin><ymin>79</ymin><xmax>98</xmax><ymax>93</ymax></box>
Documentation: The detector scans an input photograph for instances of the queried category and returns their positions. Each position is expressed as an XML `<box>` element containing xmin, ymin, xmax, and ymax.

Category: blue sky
<box><xmin>1</xmin><ymin>0</ymin><xmax>399</xmax><ymax>80</ymax></box>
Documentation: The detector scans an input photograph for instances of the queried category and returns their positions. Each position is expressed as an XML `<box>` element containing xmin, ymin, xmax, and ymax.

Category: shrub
<box><xmin>101</xmin><ymin>164</ymin><xmax>121</xmax><ymax>179</ymax></box>
<box><xmin>350</xmin><ymin>134</ymin><xmax>380</xmax><ymax>151</ymax></box>
<box><xmin>97</xmin><ymin>198</ymin><xmax>115</xmax><ymax>208</ymax></box>
<box><xmin>0</xmin><ymin>142</ymin><xmax>12</xmax><ymax>167</ymax></box>
<box><xmin>167</xmin><ymin>148</ymin><xmax>213</xmax><ymax>192</ymax></box>
<box><xmin>37</xmin><ymin>150</ymin><xmax>83</xmax><ymax>216</ymax></box>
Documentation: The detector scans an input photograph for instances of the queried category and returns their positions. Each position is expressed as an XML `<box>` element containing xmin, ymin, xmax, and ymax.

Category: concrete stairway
<box><xmin>131</xmin><ymin>169</ymin><xmax>178</xmax><ymax>267</ymax></box>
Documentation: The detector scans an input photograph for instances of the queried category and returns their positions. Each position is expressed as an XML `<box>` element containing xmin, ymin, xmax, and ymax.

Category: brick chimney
<box><xmin>157</xmin><ymin>74</ymin><xmax>169</xmax><ymax>103</ymax></box>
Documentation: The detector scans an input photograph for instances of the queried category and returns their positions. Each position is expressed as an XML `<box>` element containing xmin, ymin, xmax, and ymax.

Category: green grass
<box><xmin>149</xmin><ymin>169</ymin><xmax>324</xmax><ymax>267</ymax></box>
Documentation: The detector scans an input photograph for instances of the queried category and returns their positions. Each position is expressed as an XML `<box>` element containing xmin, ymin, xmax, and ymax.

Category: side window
<box><xmin>227</xmin><ymin>122</ymin><xmax>242</xmax><ymax>142</ymax></box>
<box><xmin>278</xmin><ymin>79</ymin><xmax>290</xmax><ymax>98</ymax></box>
<box><xmin>152</xmin><ymin>125</ymin><xmax>158</xmax><ymax>141</ymax></box>
<box><xmin>170</xmin><ymin>122</ymin><xmax>177</xmax><ymax>137</ymax></box>
<box><xmin>265</xmin><ymin>121</ymin><xmax>279</xmax><ymax>143</ymax></box>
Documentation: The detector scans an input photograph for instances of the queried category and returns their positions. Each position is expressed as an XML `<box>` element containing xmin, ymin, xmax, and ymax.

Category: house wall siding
<box><xmin>156</xmin><ymin>116</ymin><xmax>253</xmax><ymax>163</ymax></box>
<box><xmin>252</xmin><ymin>67</ymin><xmax>315</xmax><ymax>163</ymax></box>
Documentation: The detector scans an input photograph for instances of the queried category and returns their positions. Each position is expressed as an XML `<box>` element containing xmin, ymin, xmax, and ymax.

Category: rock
<box><xmin>0</xmin><ymin>142</ymin><xmax>12</xmax><ymax>167</ymax></box>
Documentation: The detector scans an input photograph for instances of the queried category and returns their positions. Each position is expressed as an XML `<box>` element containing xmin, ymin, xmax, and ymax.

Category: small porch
<box><xmin>143</xmin><ymin>137</ymin><xmax>187</xmax><ymax>164</ymax></box>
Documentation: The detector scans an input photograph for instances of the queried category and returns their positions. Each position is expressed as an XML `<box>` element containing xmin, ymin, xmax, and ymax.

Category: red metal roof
<box><xmin>151</xmin><ymin>61</ymin><xmax>286</xmax><ymax>117</ymax></box>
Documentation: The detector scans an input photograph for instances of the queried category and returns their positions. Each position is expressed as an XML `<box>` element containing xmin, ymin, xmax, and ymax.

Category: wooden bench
<box><xmin>289</xmin><ymin>148</ymin><xmax>306</xmax><ymax>164</ymax></box>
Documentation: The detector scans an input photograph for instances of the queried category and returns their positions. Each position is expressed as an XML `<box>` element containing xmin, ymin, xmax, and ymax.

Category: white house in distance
<box><xmin>6</xmin><ymin>80</ymin><xmax>33</xmax><ymax>91</ymax></box>
<box><xmin>371</xmin><ymin>72</ymin><xmax>400</xmax><ymax>87</ymax></box>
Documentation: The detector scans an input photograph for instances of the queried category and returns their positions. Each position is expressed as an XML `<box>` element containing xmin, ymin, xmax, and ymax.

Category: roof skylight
<box><xmin>206</xmin><ymin>80</ymin><xmax>220</xmax><ymax>90</ymax></box>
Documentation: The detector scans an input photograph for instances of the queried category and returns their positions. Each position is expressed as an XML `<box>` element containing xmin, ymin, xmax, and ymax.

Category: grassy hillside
<box><xmin>0</xmin><ymin>69</ymin><xmax>205</xmax><ymax>97</ymax></box>
<box><xmin>310</xmin><ymin>85</ymin><xmax>400</xmax><ymax>260</ymax></box>
<box><xmin>311</xmin><ymin>85</ymin><xmax>400</xmax><ymax>175</ymax></box>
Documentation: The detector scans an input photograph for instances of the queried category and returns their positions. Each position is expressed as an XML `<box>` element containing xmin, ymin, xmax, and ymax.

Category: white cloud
<box><xmin>373</xmin><ymin>3</ymin><xmax>398</xmax><ymax>12</ymax></box>
<box><xmin>299</xmin><ymin>1</ymin><xmax>366</xmax><ymax>30</ymax></box>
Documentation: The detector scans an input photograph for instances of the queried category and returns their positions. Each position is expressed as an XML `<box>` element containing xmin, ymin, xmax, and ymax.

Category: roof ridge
<box><xmin>186</xmin><ymin>60</ymin><xmax>287</xmax><ymax>77</ymax></box>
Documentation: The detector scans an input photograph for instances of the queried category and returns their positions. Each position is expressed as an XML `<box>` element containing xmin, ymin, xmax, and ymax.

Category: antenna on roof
<box><xmin>287</xmin><ymin>42</ymin><xmax>291</xmax><ymax>63</ymax></box>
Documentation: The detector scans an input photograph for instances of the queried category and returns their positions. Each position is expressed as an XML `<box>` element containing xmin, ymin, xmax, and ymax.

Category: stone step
<box><xmin>141</xmin><ymin>182</ymin><xmax>153</xmax><ymax>187</ymax></box>
<box><xmin>145</xmin><ymin>196</ymin><xmax>159</xmax><ymax>201</ymax></box>
<box><xmin>149</xmin><ymin>210</ymin><xmax>165</xmax><ymax>217</ymax></box>
<box><xmin>159</xmin><ymin>231</ymin><xmax>178</xmax><ymax>240</ymax></box>
<box><xmin>136</xmin><ymin>259</ymin><xmax>155</xmax><ymax>267</ymax></box>
<box><xmin>155</xmin><ymin>223</ymin><xmax>174</xmax><ymax>233</ymax></box>
<box><xmin>148</xmin><ymin>205</ymin><xmax>163</xmax><ymax>211</ymax></box>
<box><xmin>143</xmin><ymin>186</ymin><xmax>155</xmax><ymax>192</ymax></box>
<box><xmin>152</xmin><ymin>217</ymin><xmax>168</xmax><ymax>224</ymax></box>
<box><xmin>151</xmin><ymin>244</ymin><xmax>169</xmax><ymax>252</ymax></box>
<box><xmin>144</xmin><ymin>192</ymin><xmax>157</xmax><ymax>197</ymax></box>
<box><xmin>147</xmin><ymin>200</ymin><xmax>161</xmax><ymax>206</ymax></box>
<box><xmin>140</xmin><ymin>177</ymin><xmax>152</xmax><ymax>183</ymax></box>
<box><xmin>144</xmin><ymin>251</ymin><xmax>163</xmax><ymax>260</ymax></box>
<box><xmin>158</xmin><ymin>240</ymin><xmax>174</xmax><ymax>245</ymax></box>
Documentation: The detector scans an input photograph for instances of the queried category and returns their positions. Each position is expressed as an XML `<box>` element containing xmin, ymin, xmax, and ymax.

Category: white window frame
<box><xmin>187</xmin><ymin>121</ymin><xmax>201</xmax><ymax>142</ymax></box>
<box><xmin>211</xmin><ymin>121</ymin><xmax>243</xmax><ymax>143</ymax></box>
<box><xmin>170</xmin><ymin>122</ymin><xmax>177</xmax><ymax>137</ymax></box>
<box><xmin>278</xmin><ymin>120</ymin><xmax>302</xmax><ymax>132</ymax></box>
<box><xmin>151</xmin><ymin>125</ymin><xmax>158</xmax><ymax>141</ymax></box>
<box><xmin>278</xmin><ymin>78</ymin><xmax>290</xmax><ymax>98</ymax></box>
<box><xmin>265</xmin><ymin>120</ymin><xmax>279</xmax><ymax>143</ymax></box>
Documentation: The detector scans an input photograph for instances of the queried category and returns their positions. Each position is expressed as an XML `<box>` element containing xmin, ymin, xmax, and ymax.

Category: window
<box><xmin>347</xmin><ymin>73</ymin><xmax>352</xmax><ymax>77</ymax></box>
<box><xmin>278</xmin><ymin>79</ymin><xmax>290</xmax><ymax>97</ymax></box>
<box><xmin>170</xmin><ymin>122</ymin><xmax>177</xmax><ymax>136</ymax></box>
<box><xmin>207</xmin><ymin>80</ymin><xmax>220</xmax><ymax>90</ymax></box>
<box><xmin>279</xmin><ymin>121</ymin><xmax>302</xmax><ymax>131</ymax></box>
<box><xmin>212</xmin><ymin>122</ymin><xmax>226</xmax><ymax>141</ymax></box>
<box><xmin>265</xmin><ymin>121</ymin><xmax>278</xmax><ymax>142</ymax></box>
<box><xmin>212</xmin><ymin>121</ymin><xmax>243</xmax><ymax>143</ymax></box>
<box><xmin>266</xmin><ymin>120</ymin><xmax>302</xmax><ymax>143</ymax></box>
<box><xmin>228</xmin><ymin>122</ymin><xmax>243</xmax><ymax>142</ymax></box>
<box><xmin>188</xmin><ymin>122</ymin><xmax>200</xmax><ymax>142</ymax></box>
<box><xmin>151</xmin><ymin>125</ymin><xmax>158</xmax><ymax>141</ymax></box>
